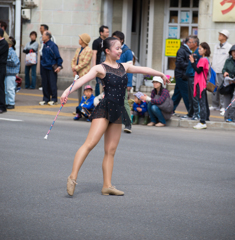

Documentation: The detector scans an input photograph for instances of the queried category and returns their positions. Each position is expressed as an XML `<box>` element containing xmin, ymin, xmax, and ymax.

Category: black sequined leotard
<box><xmin>90</xmin><ymin>63</ymin><xmax>131</xmax><ymax>125</ymax></box>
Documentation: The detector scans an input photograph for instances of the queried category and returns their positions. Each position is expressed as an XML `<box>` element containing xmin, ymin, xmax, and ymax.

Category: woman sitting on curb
<box><xmin>140</xmin><ymin>76</ymin><xmax>173</xmax><ymax>127</ymax></box>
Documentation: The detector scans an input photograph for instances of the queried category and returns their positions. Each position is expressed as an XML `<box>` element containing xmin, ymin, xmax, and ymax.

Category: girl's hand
<box><xmin>162</xmin><ymin>74</ymin><xmax>170</xmax><ymax>84</ymax></box>
<box><xmin>140</xmin><ymin>95</ymin><xmax>147</xmax><ymax>101</ymax></box>
<box><xmin>72</xmin><ymin>66</ymin><xmax>76</xmax><ymax>71</ymax></box>
<box><xmin>189</xmin><ymin>55</ymin><xmax>194</xmax><ymax>63</ymax></box>
<box><xmin>60</xmin><ymin>91</ymin><xmax>69</xmax><ymax>105</ymax></box>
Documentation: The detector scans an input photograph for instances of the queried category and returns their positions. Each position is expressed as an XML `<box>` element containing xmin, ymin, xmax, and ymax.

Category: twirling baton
<box><xmin>44</xmin><ymin>75</ymin><xmax>79</xmax><ymax>140</ymax></box>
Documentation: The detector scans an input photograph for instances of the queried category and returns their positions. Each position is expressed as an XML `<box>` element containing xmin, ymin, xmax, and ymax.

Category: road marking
<box><xmin>0</xmin><ymin>118</ymin><xmax>23</xmax><ymax>122</ymax></box>
<box><xmin>175</xmin><ymin>111</ymin><xmax>224</xmax><ymax>119</ymax></box>
<box><xmin>17</xmin><ymin>92</ymin><xmax>78</xmax><ymax>101</ymax></box>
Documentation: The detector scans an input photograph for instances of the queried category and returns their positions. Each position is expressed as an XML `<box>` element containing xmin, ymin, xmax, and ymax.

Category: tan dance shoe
<box><xmin>101</xmin><ymin>186</ymin><xmax>124</xmax><ymax>196</ymax></box>
<box><xmin>67</xmin><ymin>176</ymin><xmax>77</xmax><ymax>196</ymax></box>
<box><xmin>155</xmin><ymin>122</ymin><xmax>166</xmax><ymax>127</ymax></box>
<box><xmin>147</xmin><ymin>122</ymin><xmax>155</xmax><ymax>126</ymax></box>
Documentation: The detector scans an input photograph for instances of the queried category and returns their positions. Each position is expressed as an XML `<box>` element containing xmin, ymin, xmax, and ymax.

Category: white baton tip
<box><xmin>44</xmin><ymin>135</ymin><xmax>48</xmax><ymax>140</ymax></box>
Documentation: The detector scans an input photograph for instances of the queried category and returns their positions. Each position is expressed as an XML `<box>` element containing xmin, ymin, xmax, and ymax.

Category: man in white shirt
<box><xmin>211</xmin><ymin>30</ymin><xmax>232</xmax><ymax>114</ymax></box>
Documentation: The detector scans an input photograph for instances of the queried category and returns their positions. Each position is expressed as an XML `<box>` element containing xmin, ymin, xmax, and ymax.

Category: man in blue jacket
<box><xmin>182</xmin><ymin>35</ymin><xmax>201</xmax><ymax>120</ymax></box>
<box><xmin>172</xmin><ymin>38</ymin><xmax>191</xmax><ymax>114</ymax></box>
<box><xmin>39</xmin><ymin>31</ymin><xmax>63</xmax><ymax>106</ymax></box>
<box><xmin>112</xmin><ymin>31</ymin><xmax>133</xmax><ymax>133</ymax></box>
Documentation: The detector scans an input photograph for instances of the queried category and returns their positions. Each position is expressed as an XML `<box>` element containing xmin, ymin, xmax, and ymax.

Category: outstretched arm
<box><xmin>123</xmin><ymin>64</ymin><xmax>170</xmax><ymax>84</ymax></box>
<box><xmin>60</xmin><ymin>65</ymin><xmax>102</xmax><ymax>104</ymax></box>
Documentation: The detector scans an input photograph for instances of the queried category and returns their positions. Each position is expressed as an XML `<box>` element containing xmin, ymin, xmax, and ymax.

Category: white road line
<box><xmin>0</xmin><ymin>118</ymin><xmax>23</xmax><ymax>122</ymax></box>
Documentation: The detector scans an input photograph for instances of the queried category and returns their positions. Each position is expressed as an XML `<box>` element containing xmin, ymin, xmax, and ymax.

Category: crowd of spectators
<box><xmin>0</xmin><ymin>20</ymin><xmax>234</xmax><ymax>129</ymax></box>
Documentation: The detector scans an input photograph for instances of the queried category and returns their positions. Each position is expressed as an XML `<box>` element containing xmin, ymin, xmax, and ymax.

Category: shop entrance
<box><xmin>163</xmin><ymin>0</ymin><xmax>199</xmax><ymax>77</ymax></box>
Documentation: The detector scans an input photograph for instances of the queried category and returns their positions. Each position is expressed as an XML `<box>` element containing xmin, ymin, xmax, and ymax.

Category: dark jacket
<box><xmin>185</xmin><ymin>47</ymin><xmax>201</xmax><ymax>77</ymax></box>
<box><xmin>175</xmin><ymin>44</ymin><xmax>192</xmax><ymax>79</ymax></box>
<box><xmin>41</xmin><ymin>40</ymin><xmax>63</xmax><ymax>70</ymax></box>
<box><xmin>0</xmin><ymin>38</ymin><xmax>9</xmax><ymax>67</ymax></box>
<box><xmin>222</xmin><ymin>57</ymin><xmax>235</xmax><ymax>78</ymax></box>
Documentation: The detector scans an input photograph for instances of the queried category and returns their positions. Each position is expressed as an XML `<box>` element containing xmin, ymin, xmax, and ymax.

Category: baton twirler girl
<box><xmin>61</xmin><ymin>37</ymin><xmax>169</xmax><ymax>196</ymax></box>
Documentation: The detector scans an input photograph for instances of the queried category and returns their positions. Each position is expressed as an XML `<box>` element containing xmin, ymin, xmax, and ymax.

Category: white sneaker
<box><xmin>48</xmin><ymin>101</ymin><xmax>58</xmax><ymax>106</ymax></box>
<box><xmin>209</xmin><ymin>106</ymin><xmax>220</xmax><ymax>111</ymax></box>
<box><xmin>39</xmin><ymin>101</ymin><xmax>47</xmax><ymax>105</ymax></box>
<box><xmin>193</xmin><ymin>122</ymin><xmax>207</xmax><ymax>129</ymax></box>
<box><xmin>220</xmin><ymin>108</ymin><xmax>225</xmax><ymax>112</ymax></box>
<box><xmin>39</xmin><ymin>87</ymin><xmax>43</xmax><ymax>91</ymax></box>
<box><xmin>220</xmin><ymin>110</ymin><xmax>225</xmax><ymax>116</ymax></box>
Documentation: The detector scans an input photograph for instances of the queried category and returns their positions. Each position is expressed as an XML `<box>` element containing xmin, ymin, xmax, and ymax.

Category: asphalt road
<box><xmin>0</xmin><ymin>112</ymin><xmax>235</xmax><ymax>240</ymax></box>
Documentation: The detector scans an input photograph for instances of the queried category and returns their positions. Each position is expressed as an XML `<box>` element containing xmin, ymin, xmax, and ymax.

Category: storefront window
<box><xmin>192</xmin><ymin>11</ymin><xmax>198</xmax><ymax>23</ymax></box>
<box><xmin>193</xmin><ymin>0</ymin><xmax>199</xmax><ymax>7</ymax></box>
<box><xmin>181</xmin><ymin>0</ymin><xmax>190</xmax><ymax>8</ymax></box>
<box><xmin>165</xmin><ymin>0</ymin><xmax>199</xmax><ymax>74</ymax></box>
<box><xmin>168</xmin><ymin>58</ymin><xmax>176</xmax><ymax>70</ymax></box>
<box><xmin>170</xmin><ymin>0</ymin><xmax>179</xmax><ymax>7</ymax></box>
<box><xmin>169</xmin><ymin>11</ymin><xmax>178</xmax><ymax>23</ymax></box>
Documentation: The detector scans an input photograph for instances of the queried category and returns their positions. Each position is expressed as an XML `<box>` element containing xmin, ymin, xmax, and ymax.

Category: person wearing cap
<box><xmin>74</xmin><ymin>85</ymin><xmax>95</xmax><ymax>121</ymax></box>
<box><xmin>211</xmin><ymin>29</ymin><xmax>232</xmax><ymax>114</ymax></box>
<box><xmin>140</xmin><ymin>76</ymin><xmax>173</xmax><ymax>127</ymax></box>
<box><xmin>222</xmin><ymin>45</ymin><xmax>235</xmax><ymax>122</ymax></box>
<box><xmin>4</xmin><ymin>36</ymin><xmax>20</xmax><ymax>110</ymax></box>
<box><xmin>132</xmin><ymin>93</ymin><xmax>148</xmax><ymax>125</ymax></box>
<box><xmin>0</xmin><ymin>28</ymin><xmax>9</xmax><ymax>113</ymax></box>
<box><xmin>39</xmin><ymin>31</ymin><xmax>63</xmax><ymax>106</ymax></box>
<box><xmin>71</xmin><ymin>33</ymin><xmax>92</xmax><ymax>102</ymax></box>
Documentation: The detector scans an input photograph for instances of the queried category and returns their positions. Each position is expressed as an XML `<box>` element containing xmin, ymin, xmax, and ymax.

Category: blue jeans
<box><xmin>25</xmin><ymin>64</ymin><xmax>37</xmax><ymax>89</ymax></box>
<box><xmin>172</xmin><ymin>77</ymin><xmax>189</xmax><ymax>112</ymax></box>
<box><xmin>5</xmin><ymin>75</ymin><xmax>16</xmax><ymax>105</ymax></box>
<box><xmin>148</xmin><ymin>102</ymin><xmax>166</xmax><ymax>124</ymax></box>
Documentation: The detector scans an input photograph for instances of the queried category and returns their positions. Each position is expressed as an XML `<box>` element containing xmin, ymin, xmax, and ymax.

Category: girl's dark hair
<box><xmin>155</xmin><ymin>86</ymin><xmax>163</xmax><ymax>95</ymax></box>
<box><xmin>112</xmin><ymin>31</ymin><xmax>124</xmax><ymax>44</ymax></box>
<box><xmin>200</xmin><ymin>42</ymin><xmax>211</xmax><ymax>57</ymax></box>
<box><xmin>103</xmin><ymin>37</ymin><xmax>119</xmax><ymax>55</ymax></box>
<box><xmin>30</xmin><ymin>31</ymin><xmax>37</xmax><ymax>38</ymax></box>
<box><xmin>9</xmin><ymin>36</ymin><xmax>16</xmax><ymax>50</ymax></box>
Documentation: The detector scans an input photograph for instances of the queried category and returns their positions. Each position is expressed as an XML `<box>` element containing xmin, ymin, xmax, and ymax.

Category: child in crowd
<box><xmin>132</xmin><ymin>93</ymin><xmax>148</xmax><ymax>125</ymax></box>
<box><xmin>74</xmin><ymin>85</ymin><xmax>95</xmax><ymax>121</ymax></box>
<box><xmin>189</xmin><ymin>42</ymin><xmax>211</xmax><ymax>129</ymax></box>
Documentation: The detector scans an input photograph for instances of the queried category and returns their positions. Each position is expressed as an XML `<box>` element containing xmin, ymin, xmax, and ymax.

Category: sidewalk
<box><xmin>8</xmin><ymin>88</ymin><xmax>235</xmax><ymax>130</ymax></box>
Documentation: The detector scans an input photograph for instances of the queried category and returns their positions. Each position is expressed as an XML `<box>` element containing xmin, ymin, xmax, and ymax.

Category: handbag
<box><xmin>48</xmin><ymin>46</ymin><xmax>63</xmax><ymax>71</ymax></box>
<box><xmin>203</xmin><ymin>58</ymin><xmax>216</xmax><ymax>93</ymax></box>
<box><xmin>25</xmin><ymin>50</ymin><xmax>37</xmax><ymax>66</ymax></box>
<box><xmin>219</xmin><ymin>82</ymin><xmax>235</xmax><ymax>95</ymax></box>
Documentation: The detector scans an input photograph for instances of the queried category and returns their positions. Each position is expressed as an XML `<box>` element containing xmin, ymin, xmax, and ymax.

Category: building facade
<box><xmin>0</xmin><ymin>0</ymin><xmax>234</xmax><ymax>89</ymax></box>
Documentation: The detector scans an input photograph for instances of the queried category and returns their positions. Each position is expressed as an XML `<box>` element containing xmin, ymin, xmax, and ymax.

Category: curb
<box><xmin>166</xmin><ymin>118</ymin><xmax>235</xmax><ymax>130</ymax></box>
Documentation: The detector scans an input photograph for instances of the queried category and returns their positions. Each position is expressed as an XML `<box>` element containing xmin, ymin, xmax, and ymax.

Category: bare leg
<box><xmin>102</xmin><ymin>123</ymin><xmax>122</xmax><ymax>188</ymax></box>
<box><xmin>70</xmin><ymin>118</ymin><xmax>109</xmax><ymax>180</ymax></box>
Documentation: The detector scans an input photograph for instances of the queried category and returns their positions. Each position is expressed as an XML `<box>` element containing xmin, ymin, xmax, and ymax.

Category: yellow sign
<box><xmin>165</xmin><ymin>39</ymin><xmax>181</xmax><ymax>57</ymax></box>
<box><xmin>213</xmin><ymin>0</ymin><xmax>235</xmax><ymax>22</ymax></box>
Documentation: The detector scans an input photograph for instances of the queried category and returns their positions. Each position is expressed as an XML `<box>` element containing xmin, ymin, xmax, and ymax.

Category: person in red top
<box><xmin>189</xmin><ymin>42</ymin><xmax>211</xmax><ymax>130</ymax></box>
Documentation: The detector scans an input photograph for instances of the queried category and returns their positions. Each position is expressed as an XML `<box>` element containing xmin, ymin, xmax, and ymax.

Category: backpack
<box><xmin>203</xmin><ymin>58</ymin><xmax>217</xmax><ymax>92</ymax></box>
